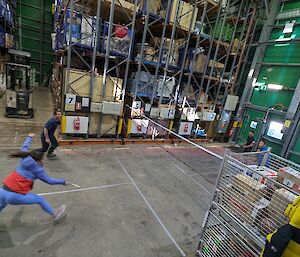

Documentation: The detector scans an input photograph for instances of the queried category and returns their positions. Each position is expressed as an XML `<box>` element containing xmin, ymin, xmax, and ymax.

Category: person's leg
<box><xmin>0</xmin><ymin>189</ymin><xmax>8</xmax><ymax>212</ymax></box>
<box><xmin>39</xmin><ymin>133</ymin><xmax>50</xmax><ymax>153</ymax></box>
<box><xmin>6</xmin><ymin>192</ymin><xmax>54</xmax><ymax>216</ymax></box>
<box><xmin>48</xmin><ymin>134</ymin><xmax>59</xmax><ymax>154</ymax></box>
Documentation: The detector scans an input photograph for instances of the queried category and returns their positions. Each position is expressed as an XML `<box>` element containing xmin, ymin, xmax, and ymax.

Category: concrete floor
<box><xmin>0</xmin><ymin>144</ymin><xmax>222</xmax><ymax>257</ymax></box>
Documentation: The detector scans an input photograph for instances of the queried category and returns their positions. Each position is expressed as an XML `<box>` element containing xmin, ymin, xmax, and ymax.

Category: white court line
<box><xmin>164</xmin><ymin>156</ymin><xmax>212</xmax><ymax>195</ymax></box>
<box><xmin>38</xmin><ymin>182</ymin><xmax>133</xmax><ymax>196</ymax></box>
<box><xmin>114</xmin><ymin>153</ymin><xmax>186</xmax><ymax>257</ymax></box>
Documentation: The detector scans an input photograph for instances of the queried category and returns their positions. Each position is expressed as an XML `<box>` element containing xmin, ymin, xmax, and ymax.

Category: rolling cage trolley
<box><xmin>196</xmin><ymin>150</ymin><xmax>300</xmax><ymax>257</ymax></box>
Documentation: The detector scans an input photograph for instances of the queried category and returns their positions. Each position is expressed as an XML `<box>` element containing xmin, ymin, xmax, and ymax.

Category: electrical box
<box><xmin>150</xmin><ymin>107</ymin><xmax>160</xmax><ymax>118</ymax></box>
<box><xmin>217</xmin><ymin>110</ymin><xmax>231</xmax><ymax>134</ymax></box>
<box><xmin>90</xmin><ymin>102</ymin><xmax>103</xmax><ymax>112</ymax></box>
<box><xmin>168</xmin><ymin>108</ymin><xmax>175</xmax><ymax>119</ymax></box>
<box><xmin>145</xmin><ymin>103</ymin><xmax>151</xmax><ymax>112</ymax></box>
<box><xmin>102</xmin><ymin>101</ymin><xmax>122</xmax><ymax>115</ymax></box>
<box><xmin>195</xmin><ymin>112</ymin><xmax>203</xmax><ymax>120</ymax></box>
<box><xmin>181</xmin><ymin>107</ymin><xmax>196</xmax><ymax>121</ymax></box>
<box><xmin>224</xmin><ymin>95</ymin><xmax>239</xmax><ymax>111</ymax></box>
<box><xmin>201</xmin><ymin>111</ymin><xmax>216</xmax><ymax>121</ymax></box>
<box><xmin>159</xmin><ymin>108</ymin><xmax>175</xmax><ymax>119</ymax></box>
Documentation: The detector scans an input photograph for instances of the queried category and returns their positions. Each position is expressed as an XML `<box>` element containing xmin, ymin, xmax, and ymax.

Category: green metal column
<box><xmin>237</xmin><ymin>0</ymin><xmax>300</xmax><ymax>162</ymax></box>
<box><xmin>16</xmin><ymin>0</ymin><xmax>54</xmax><ymax>86</ymax></box>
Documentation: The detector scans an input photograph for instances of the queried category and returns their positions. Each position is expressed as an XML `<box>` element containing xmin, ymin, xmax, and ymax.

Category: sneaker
<box><xmin>47</xmin><ymin>153</ymin><xmax>57</xmax><ymax>158</ymax></box>
<box><xmin>53</xmin><ymin>204</ymin><xmax>66</xmax><ymax>221</ymax></box>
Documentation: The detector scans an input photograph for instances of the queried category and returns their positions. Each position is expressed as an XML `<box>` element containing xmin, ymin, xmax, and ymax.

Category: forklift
<box><xmin>5</xmin><ymin>49</ymin><xmax>33</xmax><ymax>118</ymax></box>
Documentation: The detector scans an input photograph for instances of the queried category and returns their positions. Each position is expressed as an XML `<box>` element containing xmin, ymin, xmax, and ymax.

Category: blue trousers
<box><xmin>0</xmin><ymin>188</ymin><xmax>54</xmax><ymax>215</ymax></box>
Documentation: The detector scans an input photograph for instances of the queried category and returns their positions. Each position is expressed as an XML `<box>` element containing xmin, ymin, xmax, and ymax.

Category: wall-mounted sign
<box><xmin>65</xmin><ymin>94</ymin><xmax>76</xmax><ymax>111</ymax></box>
<box><xmin>250</xmin><ymin>121</ymin><xmax>258</xmax><ymax>129</ymax></box>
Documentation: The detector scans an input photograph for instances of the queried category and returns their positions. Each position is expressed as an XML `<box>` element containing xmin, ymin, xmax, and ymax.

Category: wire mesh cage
<box><xmin>197</xmin><ymin>211</ymin><xmax>259</xmax><ymax>257</ymax></box>
<box><xmin>197</xmin><ymin>151</ymin><xmax>300</xmax><ymax>256</ymax></box>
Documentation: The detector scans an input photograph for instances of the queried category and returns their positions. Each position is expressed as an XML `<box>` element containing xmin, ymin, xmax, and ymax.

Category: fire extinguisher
<box><xmin>74</xmin><ymin>117</ymin><xmax>80</xmax><ymax>131</ymax></box>
<box><xmin>184</xmin><ymin>123</ymin><xmax>189</xmax><ymax>132</ymax></box>
<box><xmin>137</xmin><ymin>122</ymin><xmax>142</xmax><ymax>132</ymax></box>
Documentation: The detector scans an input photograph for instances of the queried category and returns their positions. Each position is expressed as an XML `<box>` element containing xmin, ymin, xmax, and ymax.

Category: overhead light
<box><xmin>283</xmin><ymin>21</ymin><xmax>295</xmax><ymax>34</ymax></box>
<box><xmin>252</xmin><ymin>77</ymin><xmax>257</xmax><ymax>87</ymax></box>
<box><xmin>268</xmin><ymin>84</ymin><xmax>283</xmax><ymax>90</ymax></box>
<box><xmin>248</xmin><ymin>69</ymin><xmax>254</xmax><ymax>78</ymax></box>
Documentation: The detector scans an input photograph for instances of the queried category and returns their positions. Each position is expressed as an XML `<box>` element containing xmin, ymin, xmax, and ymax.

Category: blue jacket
<box><xmin>15</xmin><ymin>136</ymin><xmax>65</xmax><ymax>185</ymax></box>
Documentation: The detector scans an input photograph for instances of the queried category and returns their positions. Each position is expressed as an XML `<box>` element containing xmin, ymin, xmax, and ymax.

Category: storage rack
<box><xmin>197</xmin><ymin>150</ymin><xmax>300</xmax><ymax>257</ymax></box>
<box><xmin>52</xmin><ymin>0</ymin><xmax>268</xmax><ymax>139</ymax></box>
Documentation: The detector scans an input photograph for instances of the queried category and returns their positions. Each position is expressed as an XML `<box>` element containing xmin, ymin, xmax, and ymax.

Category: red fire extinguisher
<box><xmin>137</xmin><ymin>122</ymin><xmax>142</xmax><ymax>132</ymax></box>
<box><xmin>74</xmin><ymin>117</ymin><xmax>81</xmax><ymax>131</ymax></box>
<box><xmin>184</xmin><ymin>123</ymin><xmax>189</xmax><ymax>132</ymax></box>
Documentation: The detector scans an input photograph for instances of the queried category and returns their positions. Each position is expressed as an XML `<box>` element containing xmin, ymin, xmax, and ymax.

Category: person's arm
<box><xmin>43</xmin><ymin>128</ymin><xmax>50</xmax><ymax>144</ymax></box>
<box><xmin>261</xmin><ymin>224</ymin><xmax>293</xmax><ymax>257</ymax></box>
<box><xmin>36</xmin><ymin>167</ymin><xmax>66</xmax><ymax>185</ymax></box>
<box><xmin>20</xmin><ymin>134</ymin><xmax>35</xmax><ymax>152</ymax></box>
<box><xmin>244</xmin><ymin>140</ymin><xmax>255</xmax><ymax>149</ymax></box>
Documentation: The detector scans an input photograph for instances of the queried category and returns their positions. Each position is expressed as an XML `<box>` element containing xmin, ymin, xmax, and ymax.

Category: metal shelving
<box><xmin>51</xmin><ymin>0</ymin><xmax>267</xmax><ymax>139</ymax></box>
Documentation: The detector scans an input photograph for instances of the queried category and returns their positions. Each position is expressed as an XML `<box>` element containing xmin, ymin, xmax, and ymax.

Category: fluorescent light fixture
<box><xmin>268</xmin><ymin>84</ymin><xmax>283</xmax><ymax>90</ymax></box>
<box><xmin>252</xmin><ymin>77</ymin><xmax>257</xmax><ymax>87</ymax></box>
<box><xmin>283</xmin><ymin>21</ymin><xmax>295</xmax><ymax>34</ymax></box>
<box><xmin>248</xmin><ymin>69</ymin><xmax>254</xmax><ymax>78</ymax></box>
<box><xmin>254</xmin><ymin>82</ymin><xmax>265</xmax><ymax>87</ymax></box>
<box><xmin>275</xmin><ymin>37</ymin><xmax>291</xmax><ymax>42</ymax></box>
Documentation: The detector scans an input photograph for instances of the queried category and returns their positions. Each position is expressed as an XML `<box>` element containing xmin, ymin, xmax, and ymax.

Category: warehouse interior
<box><xmin>0</xmin><ymin>0</ymin><xmax>300</xmax><ymax>256</ymax></box>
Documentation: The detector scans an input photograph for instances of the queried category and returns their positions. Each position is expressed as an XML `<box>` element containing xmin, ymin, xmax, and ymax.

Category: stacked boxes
<box><xmin>222</xmin><ymin>174</ymin><xmax>267</xmax><ymax>225</ymax></box>
<box><xmin>267</xmin><ymin>188</ymin><xmax>298</xmax><ymax>227</ymax></box>
<box><xmin>247</xmin><ymin>165</ymin><xmax>277</xmax><ymax>185</ymax></box>
<box><xmin>159</xmin><ymin>0</ymin><xmax>198</xmax><ymax>32</ymax></box>
<box><xmin>81</xmin><ymin>16</ymin><xmax>96</xmax><ymax>47</ymax></box>
<box><xmin>65</xmin><ymin>9</ymin><xmax>81</xmax><ymax>43</ymax></box>
<box><xmin>150</xmin><ymin>37</ymin><xmax>183</xmax><ymax>66</ymax></box>
<box><xmin>179</xmin><ymin>48</ymin><xmax>207</xmax><ymax>73</ymax></box>
<box><xmin>139</xmin><ymin>0</ymin><xmax>161</xmax><ymax>15</ymax></box>
<box><xmin>5</xmin><ymin>33</ymin><xmax>13</xmax><ymax>48</ymax></box>
<box><xmin>277</xmin><ymin>166</ymin><xmax>300</xmax><ymax>193</ymax></box>
<box><xmin>55</xmin><ymin>8</ymin><xmax>82</xmax><ymax>49</ymax></box>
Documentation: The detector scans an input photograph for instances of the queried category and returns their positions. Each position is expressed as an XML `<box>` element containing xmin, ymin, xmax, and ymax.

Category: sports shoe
<box><xmin>47</xmin><ymin>153</ymin><xmax>57</xmax><ymax>158</ymax></box>
<box><xmin>53</xmin><ymin>204</ymin><xmax>66</xmax><ymax>221</ymax></box>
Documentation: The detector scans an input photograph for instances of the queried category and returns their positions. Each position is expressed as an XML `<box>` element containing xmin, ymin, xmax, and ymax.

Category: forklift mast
<box><xmin>5</xmin><ymin>49</ymin><xmax>34</xmax><ymax>118</ymax></box>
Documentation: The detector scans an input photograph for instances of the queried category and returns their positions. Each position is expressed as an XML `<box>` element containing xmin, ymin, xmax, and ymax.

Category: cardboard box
<box><xmin>247</xmin><ymin>165</ymin><xmax>278</xmax><ymax>185</ymax></box>
<box><xmin>209</xmin><ymin>60</ymin><xmax>224</xmax><ymax>69</ymax></box>
<box><xmin>221</xmin><ymin>185</ymin><xmax>269</xmax><ymax>226</ymax></box>
<box><xmin>139</xmin><ymin>0</ymin><xmax>160</xmax><ymax>14</ymax></box>
<box><xmin>169</xmin><ymin>1</ymin><xmax>198</xmax><ymax>32</ymax></box>
<box><xmin>64</xmin><ymin>69</ymin><xmax>123</xmax><ymax>103</ymax></box>
<box><xmin>106</xmin><ymin>0</ymin><xmax>135</xmax><ymax>12</ymax></box>
<box><xmin>185</xmin><ymin>54</ymin><xmax>207</xmax><ymax>73</ymax></box>
<box><xmin>277</xmin><ymin>167</ymin><xmax>300</xmax><ymax>193</ymax></box>
<box><xmin>231</xmin><ymin>38</ymin><xmax>246</xmax><ymax>52</ymax></box>
<box><xmin>150</xmin><ymin>37</ymin><xmax>185</xmax><ymax>50</ymax></box>
<box><xmin>5</xmin><ymin>33</ymin><xmax>14</xmax><ymax>48</ymax></box>
<box><xmin>232</xmin><ymin>174</ymin><xmax>267</xmax><ymax>204</ymax></box>
<box><xmin>268</xmin><ymin>188</ymin><xmax>298</xmax><ymax>227</ymax></box>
